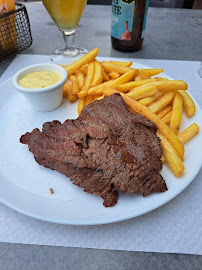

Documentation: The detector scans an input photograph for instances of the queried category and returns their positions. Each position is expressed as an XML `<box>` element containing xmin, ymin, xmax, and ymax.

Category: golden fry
<box><xmin>91</xmin><ymin>60</ymin><xmax>103</xmax><ymax>87</ymax></box>
<box><xmin>63</xmin><ymin>81</ymin><xmax>70</xmax><ymax>98</ymax></box>
<box><xmin>135</xmin><ymin>76</ymin><xmax>142</xmax><ymax>81</ymax></box>
<box><xmin>96</xmin><ymin>95</ymin><xmax>105</xmax><ymax>100</ymax></box>
<box><xmin>96</xmin><ymin>70</ymin><xmax>137</xmax><ymax>95</ymax></box>
<box><xmin>78</xmin><ymin>98</ymin><xmax>85</xmax><ymax>115</ymax></box>
<box><xmin>137</xmin><ymin>75</ymin><xmax>151</xmax><ymax>80</ymax></box>
<box><xmin>68</xmin><ymin>91</ymin><xmax>78</xmax><ymax>103</ymax></box>
<box><xmin>78</xmin><ymin>61</ymin><xmax>95</xmax><ymax>98</ymax></box>
<box><xmin>109</xmin><ymin>60</ymin><xmax>133</xmax><ymax>67</ymax></box>
<box><xmin>93</xmin><ymin>94</ymin><xmax>101</xmax><ymax>100</ymax></box>
<box><xmin>170</xmin><ymin>93</ymin><xmax>183</xmax><ymax>135</ymax></box>
<box><xmin>103</xmin><ymin>71</ymin><xmax>110</xmax><ymax>82</ymax></box>
<box><xmin>178</xmin><ymin>123</ymin><xmax>199</xmax><ymax>145</ymax></box>
<box><xmin>127</xmin><ymin>85</ymin><xmax>158</xmax><ymax>100</ymax></box>
<box><xmin>146</xmin><ymin>80</ymin><xmax>188</xmax><ymax>92</ymax></box>
<box><xmin>155</xmin><ymin>77</ymin><xmax>169</xmax><ymax>81</ymax></box>
<box><xmin>157</xmin><ymin>131</ymin><xmax>184</xmax><ymax>177</ymax></box>
<box><xmin>178</xmin><ymin>90</ymin><xmax>195</xmax><ymax>118</ymax></box>
<box><xmin>69</xmin><ymin>75</ymin><xmax>80</xmax><ymax>95</ymax></box>
<box><xmin>108</xmin><ymin>71</ymin><xmax>120</xmax><ymax>79</ymax></box>
<box><xmin>102</xmin><ymin>61</ymin><xmax>136</xmax><ymax>74</ymax></box>
<box><xmin>116</xmin><ymin>78</ymin><xmax>157</xmax><ymax>92</ymax></box>
<box><xmin>161</xmin><ymin>110</ymin><xmax>172</xmax><ymax>124</ymax></box>
<box><xmin>61</xmin><ymin>48</ymin><xmax>98</xmax><ymax>76</ymax></box>
<box><xmin>148</xmin><ymin>92</ymin><xmax>175</xmax><ymax>113</ymax></box>
<box><xmin>138</xmin><ymin>92</ymin><xmax>163</xmax><ymax>106</ymax></box>
<box><xmin>84</xmin><ymin>95</ymin><xmax>94</xmax><ymax>106</ymax></box>
<box><xmin>88</xmin><ymin>80</ymin><xmax>114</xmax><ymax>95</ymax></box>
<box><xmin>76</xmin><ymin>71</ymin><xmax>85</xmax><ymax>90</ymax></box>
<box><xmin>161</xmin><ymin>123</ymin><xmax>199</xmax><ymax>163</ymax></box>
<box><xmin>63</xmin><ymin>88</ymin><xmax>67</xmax><ymax>98</ymax></box>
<box><xmin>102</xmin><ymin>87</ymin><xmax>184</xmax><ymax>160</ymax></box>
<box><xmin>156</xmin><ymin>105</ymin><xmax>172</xmax><ymax>119</ymax></box>
<box><xmin>138</xmin><ymin>69</ymin><xmax>164</xmax><ymax>77</ymax></box>
<box><xmin>79</xmin><ymin>66</ymin><xmax>88</xmax><ymax>76</ymax></box>
<box><xmin>64</xmin><ymin>82</ymin><xmax>77</xmax><ymax>103</ymax></box>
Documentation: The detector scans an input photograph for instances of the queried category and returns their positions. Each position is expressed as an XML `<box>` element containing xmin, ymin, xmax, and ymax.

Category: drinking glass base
<box><xmin>50</xmin><ymin>47</ymin><xmax>88</xmax><ymax>63</ymax></box>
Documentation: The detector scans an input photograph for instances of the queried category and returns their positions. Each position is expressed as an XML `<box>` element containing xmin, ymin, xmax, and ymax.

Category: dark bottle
<box><xmin>111</xmin><ymin>0</ymin><xmax>149</xmax><ymax>52</ymax></box>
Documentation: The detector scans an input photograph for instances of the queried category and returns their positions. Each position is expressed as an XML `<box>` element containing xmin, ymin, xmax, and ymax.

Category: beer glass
<box><xmin>42</xmin><ymin>0</ymin><xmax>88</xmax><ymax>61</ymax></box>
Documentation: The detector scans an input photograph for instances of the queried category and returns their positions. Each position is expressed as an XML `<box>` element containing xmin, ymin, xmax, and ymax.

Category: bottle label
<box><xmin>0</xmin><ymin>4</ymin><xmax>8</xmax><ymax>13</ymax></box>
<box><xmin>111</xmin><ymin>0</ymin><xmax>149</xmax><ymax>41</ymax></box>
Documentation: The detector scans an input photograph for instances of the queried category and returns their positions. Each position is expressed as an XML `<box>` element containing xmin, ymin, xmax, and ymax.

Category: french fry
<box><xmin>157</xmin><ymin>131</ymin><xmax>184</xmax><ymax>177</ymax></box>
<box><xmin>68</xmin><ymin>91</ymin><xmax>78</xmax><ymax>103</ymax></box>
<box><xmin>138</xmin><ymin>69</ymin><xmax>164</xmax><ymax>77</ymax></box>
<box><xmin>78</xmin><ymin>98</ymin><xmax>85</xmax><ymax>115</ymax></box>
<box><xmin>103</xmin><ymin>71</ymin><xmax>110</xmax><ymax>82</ymax></box>
<box><xmin>127</xmin><ymin>85</ymin><xmax>159</xmax><ymax>100</ymax></box>
<box><xmin>82</xmin><ymin>63</ymin><xmax>88</xmax><ymax>68</ymax></box>
<box><xmin>161</xmin><ymin>123</ymin><xmax>199</xmax><ymax>163</ymax></box>
<box><xmin>84</xmin><ymin>95</ymin><xmax>94</xmax><ymax>106</ymax></box>
<box><xmin>63</xmin><ymin>82</ymin><xmax>70</xmax><ymax>98</ymax></box>
<box><xmin>138</xmin><ymin>92</ymin><xmax>163</xmax><ymax>106</ymax></box>
<box><xmin>170</xmin><ymin>93</ymin><xmax>183</xmax><ymax>135</ymax></box>
<box><xmin>108</xmin><ymin>72</ymin><xmax>120</xmax><ymax>79</ymax></box>
<box><xmin>146</xmin><ymin>80</ymin><xmax>188</xmax><ymax>92</ymax></box>
<box><xmin>78</xmin><ymin>61</ymin><xmax>95</xmax><ymax>98</ymax></box>
<box><xmin>96</xmin><ymin>95</ymin><xmax>105</xmax><ymax>100</ymax></box>
<box><xmin>102</xmin><ymin>61</ymin><xmax>136</xmax><ymax>74</ymax></box>
<box><xmin>88</xmin><ymin>80</ymin><xmax>114</xmax><ymax>95</ymax></box>
<box><xmin>178</xmin><ymin>123</ymin><xmax>199</xmax><ymax>145</ymax></box>
<box><xmin>109</xmin><ymin>60</ymin><xmax>133</xmax><ymax>67</ymax></box>
<box><xmin>94</xmin><ymin>94</ymin><xmax>101</xmax><ymax>100</ymax></box>
<box><xmin>148</xmin><ymin>92</ymin><xmax>175</xmax><ymax>113</ymax></box>
<box><xmin>96</xmin><ymin>70</ymin><xmax>137</xmax><ymax>95</ymax></box>
<box><xmin>79</xmin><ymin>66</ymin><xmax>88</xmax><ymax>76</ymax></box>
<box><xmin>135</xmin><ymin>76</ymin><xmax>142</xmax><ymax>81</ymax></box>
<box><xmin>116</xmin><ymin>78</ymin><xmax>157</xmax><ymax>92</ymax></box>
<box><xmin>69</xmin><ymin>75</ymin><xmax>80</xmax><ymax>95</ymax></box>
<box><xmin>76</xmin><ymin>71</ymin><xmax>85</xmax><ymax>90</ymax></box>
<box><xmin>63</xmin><ymin>82</ymin><xmax>73</xmax><ymax>99</ymax></box>
<box><xmin>102</xmin><ymin>87</ymin><xmax>184</xmax><ymax>160</ymax></box>
<box><xmin>178</xmin><ymin>90</ymin><xmax>195</xmax><ymax>118</ymax></box>
<box><xmin>137</xmin><ymin>76</ymin><xmax>151</xmax><ymax>80</ymax></box>
<box><xmin>156</xmin><ymin>105</ymin><xmax>172</xmax><ymax>119</ymax></box>
<box><xmin>91</xmin><ymin>60</ymin><xmax>103</xmax><ymax>87</ymax></box>
<box><xmin>61</xmin><ymin>48</ymin><xmax>98</xmax><ymax>76</ymax></box>
<box><xmin>155</xmin><ymin>77</ymin><xmax>169</xmax><ymax>81</ymax></box>
<box><xmin>161</xmin><ymin>110</ymin><xmax>172</xmax><ymax>124</ymax></box>
<box><xmin>64</xmin><ymin>82</ymin><xmax>78</xmax><ymax>103</ymax></box>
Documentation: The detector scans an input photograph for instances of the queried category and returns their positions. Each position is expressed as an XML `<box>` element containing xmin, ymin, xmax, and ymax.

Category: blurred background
<box><xmin>15</xmin><ymin>0</ymin><xmax>202</xmax><ymax>9</ymax></box>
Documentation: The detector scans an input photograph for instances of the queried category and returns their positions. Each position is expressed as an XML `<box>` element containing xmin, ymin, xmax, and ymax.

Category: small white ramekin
<box><xmin>12</xmin><ymin>63</ymin><xmax>68</xmax><ymax>112</ymax></box>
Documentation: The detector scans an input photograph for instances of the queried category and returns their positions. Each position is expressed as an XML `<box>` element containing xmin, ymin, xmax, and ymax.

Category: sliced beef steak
<box><xmin>20</xmin><ymin>93</ymin><xmax>167</xmax><ymax>207</ymax></box>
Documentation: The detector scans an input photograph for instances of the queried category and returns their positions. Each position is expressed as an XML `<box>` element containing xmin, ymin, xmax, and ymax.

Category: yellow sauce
<box><xmin>18</xmin><ymin>71</ymin><xmax>62</xmax><ymax>89</ymax></box>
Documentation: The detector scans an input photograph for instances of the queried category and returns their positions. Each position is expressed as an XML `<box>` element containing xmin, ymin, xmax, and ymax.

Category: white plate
<box><xmin>0</xmin><ymin>61</ymin><xmax>201</xmax><ymax>225</ymax></box>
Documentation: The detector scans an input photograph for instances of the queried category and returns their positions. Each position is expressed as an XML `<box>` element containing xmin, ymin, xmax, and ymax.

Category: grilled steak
<box><xmin>20</xmin><ymin>93</ymin><xmax>167</xmax><ymax>207</ymax></box>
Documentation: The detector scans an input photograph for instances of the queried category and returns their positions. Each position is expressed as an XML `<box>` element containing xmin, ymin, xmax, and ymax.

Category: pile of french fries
<box><xmin>61</xmin><ymin>48</ymin><xmax>199</xmax><ymax>177</ymax></box>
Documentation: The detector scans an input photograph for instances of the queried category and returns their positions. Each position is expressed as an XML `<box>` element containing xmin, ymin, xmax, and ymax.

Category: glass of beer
<box><xmin>42</xmin><ymin>0</ymin><xmax>88</xmax><ymax>61</ymax></box>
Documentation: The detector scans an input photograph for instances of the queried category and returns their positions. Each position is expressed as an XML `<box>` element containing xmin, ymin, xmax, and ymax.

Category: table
<box><xmin>0</xmin><ymin>3</ymin><xmax>202</xmax><ymax>270</ymax></box>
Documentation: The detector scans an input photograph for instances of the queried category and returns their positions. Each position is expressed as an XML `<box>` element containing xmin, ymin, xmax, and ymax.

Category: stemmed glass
<box><xmin>42</xmin><ymin>0</ymin><xmax>88</xmax><ymax>62</ymax></box>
